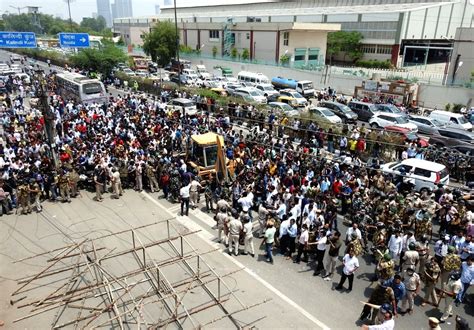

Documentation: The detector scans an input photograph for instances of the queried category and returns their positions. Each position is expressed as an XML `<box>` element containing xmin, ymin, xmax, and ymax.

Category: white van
<box><xmin>380</xmin><ymin>158</ymin><xmax>450</xmax><ymax>192</ymax></box>
<box><xmin>196</xmin><ymin>65</ymin><xmax>212</xmax><ymax>79</ymax></box>
<box><xmin>237</xmin><ymin>71</ymin><xmax>269</xmax><ymax>86</ymax></box>
<box><xmin>429</xmin><ymin>110</ymin><xmax>472</xmax><ymax>131</ymax></box>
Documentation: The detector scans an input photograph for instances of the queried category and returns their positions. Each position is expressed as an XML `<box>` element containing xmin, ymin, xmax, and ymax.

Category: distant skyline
<box><xmin>0</xmin><ymin>0</ymin><xmax>275</xmax><ymax>22</ymax></box>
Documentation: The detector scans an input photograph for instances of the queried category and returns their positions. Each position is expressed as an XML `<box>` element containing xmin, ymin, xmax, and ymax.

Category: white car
<box><xmin>279</xmin><ymin>89</ymin><xmax>307</xmax><ymax>107</ymax></box>
<box><xmin>234</xmin><ymin>87</ymin><xmax>267</xmax><ymax>104</ymax></box>
<box><xmin>380</xmin><ymin>158</ymin><xmax>449</xmax><ymax>193</ymax></box>
<box><xmin>369</xmin><ymin>112</ymin><xmax>418</xmax><ymax>132</ymax></box>
<box><xmin>309</xmin><ymin>106</ymin><xmax>342</xmax><ymax>124</ymax></box>
<box><xmin>255</xmin><ymin>84</ymin><xmax>279</xmax><ymax>98</ymax></box>
<box><xmin>268</xmin><ymin>102</ymin><xmax>299</xmax><ymax>117</ymax></box>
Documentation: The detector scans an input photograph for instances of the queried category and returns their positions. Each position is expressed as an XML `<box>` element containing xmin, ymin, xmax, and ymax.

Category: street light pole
<box><xmin>173</xmin><ymin>0</ymin><xmax>181</xmax><ymax>86</ymax></box>
<box><xmin>9</xmin><ymin>6</ymin><xmax>26</xmax><ymax>15</ymax></box>
<box><xmin>35</xmin><ymin>70</ymin><xmax>59</xmax><ymax>169</ymax></box>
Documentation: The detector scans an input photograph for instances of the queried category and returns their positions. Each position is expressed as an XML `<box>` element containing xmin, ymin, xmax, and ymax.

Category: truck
<box><xmin>213</xmin><ymin>66</ymin><xmax>233</xmax><ymax>79</ymax></box>
<box><xmin>271</xmin><ymin>76</ymin><xmax>315</xmax><ymax>98</ymax></box>
<box><xmin>129</xmin><ymin>55</ymin><xmax>149</xmax><ymax>71</ymax></box>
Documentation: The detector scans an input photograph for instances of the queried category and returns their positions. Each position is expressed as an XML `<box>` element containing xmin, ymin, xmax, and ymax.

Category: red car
<box><xmin>385</xmin><ymin>125</ymin><xmax>429</xmax><ymax>147</ymax></box>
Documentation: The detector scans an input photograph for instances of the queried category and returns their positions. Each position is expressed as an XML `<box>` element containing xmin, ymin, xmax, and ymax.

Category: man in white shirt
<box><xmin>388</xmin><ymin>231</ymin><xmax>403</xmax><ymax>266</ymax></box>
<box><xmin>189</xmin><ymin>178</ymin><xmax>202</xmax><ymax>209</ymax></box>
<box><xmin>362</xmin><ymin>308</ymin><xmax>395</xmax><ymax>330</ymax></box>
<box><xmin>313</xmin><ymin>231</ymin><xmax>328</xmax><ymax>276</ymax></box>
<box><xmin>180</xmin><ymin>183</ymin><xmax>191</xmax><ymax>216</ymax></box>
<box><xmin>335</xmin><ymin>250</ymin><xmax>359</xmax><ymax>292</ymax></box>
<box><xmin>242</xmin><ymin>217</ymin><xmax>255</xmax><ymax>257</ymax></box>
<box><xmin>346</xmin><ymin>223</ymin><xmax>362</xmax><ymax>244</ymax></box>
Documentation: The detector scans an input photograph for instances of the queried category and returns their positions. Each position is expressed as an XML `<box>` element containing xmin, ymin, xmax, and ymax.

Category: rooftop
<box><xmin>114</xmin><ymin>1</ymin><xmax>457</xmax><ymax>22</ymax></box>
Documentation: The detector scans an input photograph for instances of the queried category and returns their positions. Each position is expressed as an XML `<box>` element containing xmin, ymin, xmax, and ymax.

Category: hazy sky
<box><xmin>0</xmin><ymin>0</ymin><xmax>271</xmax><ymax>23</ymax></box>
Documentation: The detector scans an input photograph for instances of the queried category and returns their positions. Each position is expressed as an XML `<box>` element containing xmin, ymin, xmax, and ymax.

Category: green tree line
<box><xmin>1</xmin><ymin>13</ymin><xmax>111</xmax><ymax>37</ymax></box>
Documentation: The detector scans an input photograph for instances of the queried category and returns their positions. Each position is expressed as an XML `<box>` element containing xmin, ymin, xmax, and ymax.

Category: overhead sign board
<box><xmin>0</xmin><ymin>32</ymin><xmax>37</xmax><ymax>48</ymax></box>
<box><xmin>58</xmin><ymin>33</ymin><xmax>90</xmax><ymax>48</ymax></box>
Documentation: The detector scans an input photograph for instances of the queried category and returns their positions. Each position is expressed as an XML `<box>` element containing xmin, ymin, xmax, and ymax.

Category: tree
<box><xmin>327</xmin><ymin>31</ymin><xmax>363</xmax><ymax>64</ymax></box>
<box><xmin>241</xmin><ymin>48</ymin><xmax>250</xmax><ymax>60</ymax></box>
<box><xmin>142</xmin><ymin>21</ymin><xmax>178</xmax><ymax>66</ymax></box>
<box><xmin>80</xmin><ymin>16</ymin><xmax>106</xmax><ymax>32</ymax></box>
<box><xmin>70</xmin><ymin>42</ymin><xmax>127</xmax><ymax>76</ymax></box>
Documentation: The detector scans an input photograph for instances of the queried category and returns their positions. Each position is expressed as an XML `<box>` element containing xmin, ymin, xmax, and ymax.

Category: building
<box><xmin>113</xmin><ymin>0</ymin><xmax>133</xmax><ymax>19</ymax></box>
<box><xmin>111</xmin><ymin>4</ymin><xmax>117</xmax><ymax>20</ymax></box>
<box><xmin>115</xmin><ymin>0</ymin><xmax>472</xmax><ymax>67</ymax></box>
<box><xmin>163</xmin><ymin>0</ymin><xmax>172</xmax><ymax>6</ymax></box>
<box><xmin>155</xmin><ymin>5</ymin><xmax>161</xmax><ymax>14</ymax></box>
<box><xmin>182</xmin><ymin>21</ymin><xmax>339</xmax><ymax>65</ymax></box>
<box><xmin>96</xmin><ymin>0</ymin><xmax>112</xmax><ymax>27</ymax></box>
<box><xmin>446</xmin><ymin>27</ymin><xmax>474</xmax><ymax>86</ymax></box>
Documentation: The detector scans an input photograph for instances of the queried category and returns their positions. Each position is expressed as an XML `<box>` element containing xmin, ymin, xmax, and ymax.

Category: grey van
<box><xmin>348</xmin><ymin>101</ymin><xmax>377</xmax><ymax>122</ymax></box>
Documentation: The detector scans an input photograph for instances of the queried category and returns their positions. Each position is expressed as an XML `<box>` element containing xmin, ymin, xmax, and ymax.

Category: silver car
<box><xmin>408</xmin><ymin>115</ymin><xmax>445</xmax><ymax>135</ymax></box>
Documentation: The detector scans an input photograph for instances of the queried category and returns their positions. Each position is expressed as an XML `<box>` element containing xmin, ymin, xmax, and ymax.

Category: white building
<box><xmin>114</xmin><ymin>0</ymin><xmax>474</xmax><ymax>66</ymax></box>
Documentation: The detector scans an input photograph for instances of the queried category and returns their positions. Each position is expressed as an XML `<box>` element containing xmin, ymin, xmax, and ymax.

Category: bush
<box><xmin>241</xmin><ymin>48</ymin><xmax>250</xmax><ymax>61</ymax></box>
<box><xmin>355</xmin><ymin>59</ymin><xmax>392</xmax><ymax>69</ymax></box>
<box><xmin>452</xmin><ymin>103</ymin><xmax>465</xmax><ymax>113</ymax></box>
<box><xmin>231</xmin><ymin>47</ymin><xmax>238</xmax><ymax>59</ymax></box>
<box><xmin>280</xmin><ymin>54</ymin><xmax>290</xmax><ymax>66</ymax></box>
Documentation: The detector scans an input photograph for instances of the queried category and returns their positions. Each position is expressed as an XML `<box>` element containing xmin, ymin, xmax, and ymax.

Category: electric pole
<box><xmin>35</xmin><ymin>70</ymin><xmax>59</xmax><ymax>169</ymax></box>
<box><xmin>173</xmin><ymin>0</ymin><xmax>181</xmax><ymax>86</ymax></box>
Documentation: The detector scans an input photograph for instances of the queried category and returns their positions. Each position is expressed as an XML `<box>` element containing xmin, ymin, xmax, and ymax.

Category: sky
<box><xmin>0</xmin><ymin>0</ymin><xmax>273</xmax><ymax>23</ymax></box>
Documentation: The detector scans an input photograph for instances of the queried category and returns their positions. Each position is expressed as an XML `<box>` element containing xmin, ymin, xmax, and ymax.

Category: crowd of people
<box><xmin>0</xmin><ymin>60</ymin><xmax>473</xmax><ymax>329</ymax></box>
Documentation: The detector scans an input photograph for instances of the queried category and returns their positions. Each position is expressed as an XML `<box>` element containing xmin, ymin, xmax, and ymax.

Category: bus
<box><xmin>129</xmin><ymin>55</ymin><xmax>149</xmax><ymax>71</ymax></box>
<box><xmin>55</xmin><ymin>72</ymin><xmax>108</xmax><ymax>105</ymax></box>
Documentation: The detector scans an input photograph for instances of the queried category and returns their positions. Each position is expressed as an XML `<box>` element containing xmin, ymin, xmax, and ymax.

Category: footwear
<box><xmin>250</xmin><ymin>253</ymin><xmax>255</xmax><ymax>258</ymax></box>
<box><xmin>313</xmin><ymin>271</ymin><xmax>321</xmax><ymax>276</ymax></box>
<box><xmin>324</xmin><ymin>277</ymin><xmax>332</xmax><ymax>281</ymax></box>
<box><xmin>347</xmin><ymin>288</ymin><xmax>352</xmax><ymax>293</ymax></box>
<box><xmin>266</xmin><ymin>258</ymin><xmax>271</xmax><ymax>262</ymax></box>
<box><xmin>335</xmin><ymin>286</ymin><xmax>343</xmax><ymax>290</ymax></box>
<box><xmin>242</xmin><ymin>253</ymin><xmax>248</xmax><ymax>255</ymax></box>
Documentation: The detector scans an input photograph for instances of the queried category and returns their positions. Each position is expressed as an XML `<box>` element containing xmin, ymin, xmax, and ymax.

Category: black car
<box><xmin>429</xmin><ymin>127</ymin><xmax>474</xmax><ymax>148</ymax></box>
<box><xmin>319</xmin><ymin>101</ymin><xmax>358</xmax><ymax>123</ymax></box>
<box><xmin>347</xmin><ymin>101</ymin><xmax>377</xmax><ymax>122</ymax></box>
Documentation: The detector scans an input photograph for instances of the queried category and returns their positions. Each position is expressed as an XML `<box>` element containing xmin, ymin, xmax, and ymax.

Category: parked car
<box><xmin>429</xmin><ymin>110</ymin><xmax>472</xmax><ymax>131</ymax></box>
<box><xmin>255</xmin><ymin>83</ymin><xmax>279</xmax><ymax>98</ymax></box>
<box><xmin>452</xmin><ymin>144</ymin><xmax>474</xmax><ymax>155</ymax></box>
<box><xmin>166</xmin><ymin>98</ymin><xmax>198</xmax><ymax>115</ymax></box>
<box><xmin>122</xmin><ymin>68</ymin><xmax>135</xmax><ymax>76</ymax></box>
<box><xmin>348</xmin><ymin>101</ymin><xmax>377</xmax><ymax>122</ymax></box>
<box><xmin>279</xmin><ymin>89</ymin><xmax>307</xmax><ymax>107</ymax></box>
<box><xmin>268</xmin><ymin>102</ymin><xmax>300</xmax><ymax>117</ymax></box>
<box><xmin>309</xmin><ymin>106</ymin><xmax>342</xmax><ymax>124</ymax></box>
<box><xmin>319</xmin><ymin>101</ymin><xmax>358</xmax><ymax>123</ymax></box>
<box><xmin>369</xmin><ymin>112</ymin><xmax>418</xmax><ymax>132</ymax></box>
<box><xmin>225</xmin><ymin>82</ymin><xmax>243</xmax><ymax>96</ymax></box>
<box><xmin>234</xmin><ymin>87</ymin><xmax>267</xmax><ymax>104</ymax></box>
<box><xmin>375</xmin><ymin>104</ymin><xmax>407</xmax><ymax>117</ymax></box>
<box><xmin>380</xmin><ymin>158</ymin><xmax>450</xmax><ymax>193</ymax></box>
<box><xmin>428</xmin><ymin>127</ymin><xmax>474</xmax><ymax>148</ymax></box>
<box><xmin>384</xmin><ymin>126</ymin><xmax>429</xmax><ymax>147</ymax></box>
<box><xmin>408</xmin><ymin>115</ymin><xmax>445</xmax><ymax>135</ymax></box>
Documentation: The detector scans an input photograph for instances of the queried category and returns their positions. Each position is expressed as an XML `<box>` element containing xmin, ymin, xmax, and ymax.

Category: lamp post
<box><xmin>9</xmin><ymin>6</ymin><xmax>27</xmax><ymax>15</ymax></box>
<box><xmin>173</xmin><ymin>0</ymin><xmax>180</xmax><ymax>86</ymax></box>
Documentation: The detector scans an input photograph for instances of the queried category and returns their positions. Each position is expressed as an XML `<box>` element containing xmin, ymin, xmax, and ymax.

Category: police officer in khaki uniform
<box><xmin>440</xmin><ymin>246</ymin><xmax>461</xmax><ymax>290</ymax></box>
<box><xmin>28</xmin><ymin>178</ymin><xmax>42</xmax><ymax>212</ymax></box>
<box><xmin>145</xmin><ymin>161</ymin><xmax>159</xmax><ymax>193</ymax></box>
<box><xmin>58</xmin><ymin>169</ymin><xmax>71</xmax><ymax>203</ymax></box>
<box><xmin>422</xmin><ymin>257</ymin><xmax>441</xmax><ymax>306</ymax></box>
<box><xmin>17</xmin><ymin>179</ymin><xmax>31</xmax><ymax>215</ymax></box>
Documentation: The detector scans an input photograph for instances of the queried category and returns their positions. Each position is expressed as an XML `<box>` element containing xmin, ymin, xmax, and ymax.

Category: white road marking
<box><xmin>141</xmin><ymin>191</ymin><xmax>330</xmax><ymax>330</ymax></box>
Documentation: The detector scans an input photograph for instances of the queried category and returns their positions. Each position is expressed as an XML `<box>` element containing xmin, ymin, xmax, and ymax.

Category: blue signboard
<box><xmin>58</xmin><ymin>33</ymin><xmax>90</xmax><ymax>48</ymax></box>
<box><xmin>0</xmin><ymin>32</ymin><xmax>37</xmax><ymax>48</ymax></box>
